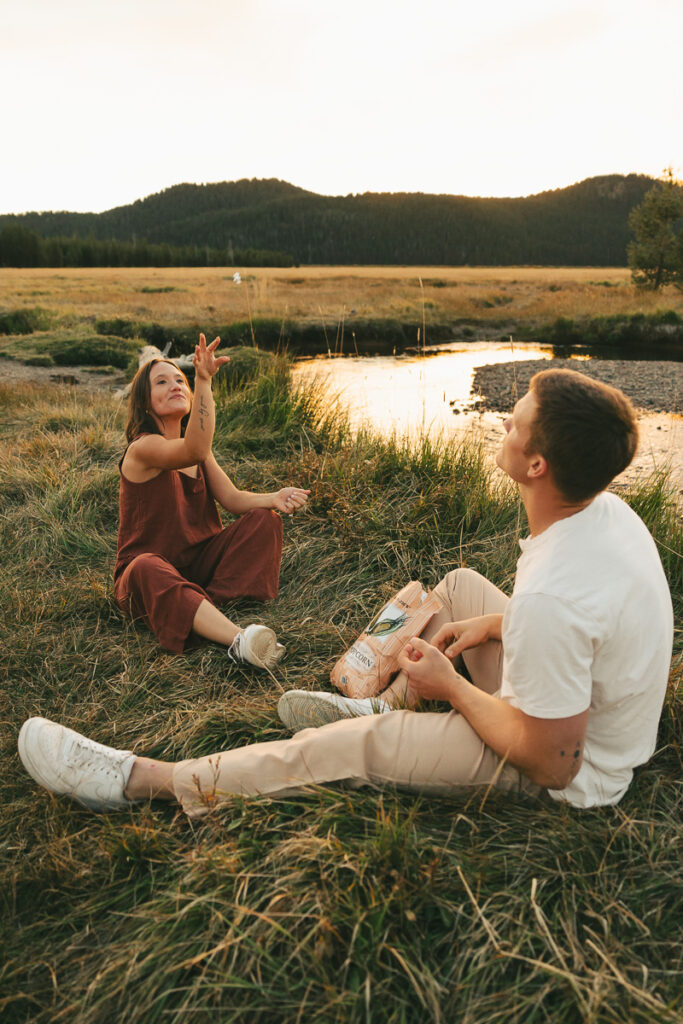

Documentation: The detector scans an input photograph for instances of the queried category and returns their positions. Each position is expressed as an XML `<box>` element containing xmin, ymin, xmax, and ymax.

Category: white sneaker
<box><xmin>277</xmin><ymin>690</ymin><xmax>392</xmax><ymax>732</ymax></box>
<box><xmin>228</xmin><ymin>624</ymin><xmax>285</xmax><ymax>669</ymax></box>
<box><xmin>18</xmin><ymin>717</ymin><xmax>137</xmax><ymax>812</ymax></box>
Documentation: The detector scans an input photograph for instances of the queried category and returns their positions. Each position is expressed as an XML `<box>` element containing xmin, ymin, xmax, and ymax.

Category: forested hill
<box><xmin>0</xmin><ymin>174</ymin><xmax>654</xmax><ymax>265</ymax></box>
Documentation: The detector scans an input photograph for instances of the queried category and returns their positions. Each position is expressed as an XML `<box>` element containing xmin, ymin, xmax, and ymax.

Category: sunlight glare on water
<box><xmin>292</xmin><ymin>341</ymin><xmax>555</xmax><ymax>438</ymax></box>
<box><xmin>291</xmin><ymin>341</ymin><xmax>682</xmax><ymax>490</ymax></box>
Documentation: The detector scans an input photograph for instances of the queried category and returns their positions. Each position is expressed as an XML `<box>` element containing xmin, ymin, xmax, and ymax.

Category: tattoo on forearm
<box><xmin>198</xmin><ymin>394</ymin><xmax>209</xmax><ymax>432</ymax></box>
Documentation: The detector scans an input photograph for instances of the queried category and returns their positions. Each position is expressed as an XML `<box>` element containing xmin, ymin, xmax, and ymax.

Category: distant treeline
<box><xmin>0</xmin><ymin>174</ymin><xmax>656</xmax><ymax>267</ymax></box>
<box><xmin>0</xmin><ymin>226</ymin><xmax>293</xmax><ymax>269</ymax></box>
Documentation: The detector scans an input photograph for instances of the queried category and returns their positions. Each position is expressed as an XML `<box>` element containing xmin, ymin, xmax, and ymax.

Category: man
<box><xmin>18</xmin><ymin>370</ymin><xmax>674</xmax><ymax>814</ymax></box>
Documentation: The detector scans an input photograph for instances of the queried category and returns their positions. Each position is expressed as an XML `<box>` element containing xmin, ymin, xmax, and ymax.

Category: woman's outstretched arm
<box><xmin>204</xmin><ymin>454</ymin><xmax>310</xmax><ymax>516</ymax></box>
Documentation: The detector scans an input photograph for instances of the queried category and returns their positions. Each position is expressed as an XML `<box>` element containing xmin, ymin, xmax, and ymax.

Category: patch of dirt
<box><xmin>0</xmin><ymin>360</ymin><xmax>127</xmax><ymax>391</ymax></box>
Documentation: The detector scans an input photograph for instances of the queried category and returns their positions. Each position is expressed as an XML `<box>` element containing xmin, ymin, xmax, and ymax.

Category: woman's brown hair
<box><xmin>125</xmin><ymin>359</ymin><xmax>192</xmax><ymax>444</ymax></box>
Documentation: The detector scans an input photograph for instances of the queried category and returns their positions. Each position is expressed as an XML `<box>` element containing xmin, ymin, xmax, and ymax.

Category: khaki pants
<box><xmin>173</xmin><ymin>569</ymin><xmax>542</xmax><ymax>817</ymax></box>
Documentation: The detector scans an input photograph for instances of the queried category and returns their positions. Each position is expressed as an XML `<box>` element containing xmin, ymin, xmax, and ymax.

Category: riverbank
<box><xmin>469</xmin><ymin>358</ymin><xmax>683</xmax><ymax>492</ymax></box>
<box><xmin>2</xmin><ymin>266</ymin><xmax>682</xmax><ymax>358</ymax></box>
<box><xmin>471</xmin><ymin>357</ymin><xmax>683</xmax><ymax>414</ymax></box>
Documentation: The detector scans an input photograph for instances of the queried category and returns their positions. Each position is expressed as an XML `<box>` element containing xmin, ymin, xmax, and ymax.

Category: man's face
<box><xmin>495</xmin><ymin>389</ymin><xmax>540</xmax><ymax>483</ymax></box>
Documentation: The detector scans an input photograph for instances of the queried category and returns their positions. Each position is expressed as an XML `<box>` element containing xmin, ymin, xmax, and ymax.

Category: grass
<box><xmin>0</xmin><ymin>327</ymin><xmax>140</xmax><ymax>368</ymax></box>
<box><xmin>1</xmin><ymin>268</ymin><xmax>681</xmax><ymax>370</ymax></box>
<box><xmin>1</xmin><ymin>267</ymin><xmax>682</xmax><ymax>344</ymax></box>
<box><xmin>1</xmin><ymin>362</ymin><xmax>681</xmax><ymax>1023</ymax></box>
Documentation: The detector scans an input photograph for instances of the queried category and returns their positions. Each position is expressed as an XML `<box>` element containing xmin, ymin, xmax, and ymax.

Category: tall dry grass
<box><xmin>1</xmin><ymin>362</ymin><xmax>681</xmax><ymax>1022</ymax></box>
<box><xmin>2</xmin><ymin>266</ymin><xmax>681</xmax><ymax>332</ymax></box>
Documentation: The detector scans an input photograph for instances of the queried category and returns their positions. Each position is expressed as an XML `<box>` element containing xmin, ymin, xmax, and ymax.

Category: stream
<box><xmin>291</xmin><ymin>341</ymin><xmax>682</xmax><ymax>490</ymax></box>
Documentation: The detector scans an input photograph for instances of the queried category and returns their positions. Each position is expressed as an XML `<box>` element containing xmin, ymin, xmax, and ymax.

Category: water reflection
<box><xmin>291</xmin><ymin>341</ymin><xmax>682</xmax><ymax>489</ymax></box>
<box><xmin>292</xmin><ymin>341</ymin><xmax>558</xmax><ymax>436</ymax></box>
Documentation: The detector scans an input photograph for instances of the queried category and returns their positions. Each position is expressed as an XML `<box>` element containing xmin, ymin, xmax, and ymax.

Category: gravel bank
<box><xmin>471</xmin><ymin>359</ymin><xmax>682</xmax><ymax>415</ymax></box>
<box><xmin>0</xmin><ymin>360</ymin><xmax>126</xmax><ymax>391</ymax></box>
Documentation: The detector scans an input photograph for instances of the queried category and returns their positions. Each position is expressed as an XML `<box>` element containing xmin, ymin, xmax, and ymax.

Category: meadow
<box><xmin>1</xmin><ymin>352</ymin><xmax>681</xmax><ymax>1023</ymax></box>
<box><xmin>2</xmin><ymin>265</ymin><xmax>682</xmax><ymax>336</ymax></box>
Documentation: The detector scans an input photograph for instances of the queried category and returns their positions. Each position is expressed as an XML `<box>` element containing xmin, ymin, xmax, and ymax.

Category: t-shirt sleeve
<box><xmin>501</xmin><ymin>593</ymin><xmax>595</xmax><ymax>718</ymax></box>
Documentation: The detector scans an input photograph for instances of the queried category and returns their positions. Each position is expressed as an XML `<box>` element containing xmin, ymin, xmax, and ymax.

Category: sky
<box><xmin>1</xmin><ymin>0</ymin><xmax>681</xmax><ymax>214</ymax></box>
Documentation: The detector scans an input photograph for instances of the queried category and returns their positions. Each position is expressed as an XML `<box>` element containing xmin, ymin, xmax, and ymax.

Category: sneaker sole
<box><xmin>247</xmin><ymin>630</ymin><xmax>285</xmax><ymax>669</ymax></box>
<box><xmin>277</xmin><ymin>692</ymin><xmax>352</xmax><ymax>731</ymax></box>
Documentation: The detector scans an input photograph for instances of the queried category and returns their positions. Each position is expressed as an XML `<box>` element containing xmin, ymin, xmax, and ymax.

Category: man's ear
<box><xmin>526</xmin><ymin>454</ymin><xmax>548</xmax><ymax>481</ymax></box>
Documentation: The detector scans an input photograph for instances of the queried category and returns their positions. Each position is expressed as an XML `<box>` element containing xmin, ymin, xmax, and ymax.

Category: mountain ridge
<box><xmin>0</xmin><ymin>174</ymin><xmax>655</xmax><ymax>266</ymax></box>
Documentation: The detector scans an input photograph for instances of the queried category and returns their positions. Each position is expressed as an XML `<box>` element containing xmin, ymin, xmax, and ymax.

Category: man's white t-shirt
<box><xmin>499</xmin><ymin>491</ymin><xmax>673</xmax><ymax>808</ymax></box>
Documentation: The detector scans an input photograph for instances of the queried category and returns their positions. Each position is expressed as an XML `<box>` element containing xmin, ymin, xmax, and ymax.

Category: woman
<box><xmin>114</xmin><ymin>333</ymin><xmax>309</xmax><ymax>667</ymax></box>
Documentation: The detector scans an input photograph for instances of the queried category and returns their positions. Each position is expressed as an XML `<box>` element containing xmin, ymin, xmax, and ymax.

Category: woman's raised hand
<box><xmin>272</xmin><ymin>487</ymin><xmax>311</xmax><ymax>514</ymax></box>
<box><xmin>193</xmin><ymin>334</ymin><xmax>230</xmax><ymax>381</ymax></box>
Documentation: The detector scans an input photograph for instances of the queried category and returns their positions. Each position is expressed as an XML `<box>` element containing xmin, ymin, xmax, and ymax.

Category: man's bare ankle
<box><xmin>124</xmin><ymin>757</ymin><xmax>175</xmax><ymax>802</ymax></box>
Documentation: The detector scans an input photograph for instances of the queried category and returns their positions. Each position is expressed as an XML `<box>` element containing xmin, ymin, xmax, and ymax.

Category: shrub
<box><xmin>48</xmin><ymin>335</ymin><xmax>138</xmax><ymax>368</ymax></box>
<box><xmin>479</xmin><ymin>294</ymin><xmax>514</xmax><ymax>309</ymax></box>
<box><xmin>549</xmin><ymin>316</ymin><xmax>583</xmax><ymax>344</ymax></box>
<box><xmin>213</xmin><ymin>346</ymin><xmax>277</xmax><ymax>392</ymax></box>
<box><xmin>521</xmin><ymin>311</ymin><xmax>683</xmax><ymax>347</ymax></box>
<box><xmin>94</xmin><ymin>317</ymin><xmax>139</xmax><ymax>339</ymax></box>
<box><xmin>656</xmin><ymin>309</ymin><xmax>681</xmax><ymax>325</ymax></box>
<box><xmin>0</xmin><ymin>307</ymin><xmax>52</xmax><ymax>335</ymax></box>
<box><xmin>24</xmin><ymin>354</ymin><xmax>54</xmax><ymax>367</ymax></box>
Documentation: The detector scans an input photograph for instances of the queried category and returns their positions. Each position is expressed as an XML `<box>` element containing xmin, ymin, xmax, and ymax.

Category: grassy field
<box><xmin>1</xmin><ymin>360</ymin><xmax>681</xmax><ymax>1023</ymax></box>
<box><xmin>2</xmin><ymin>265</ymin><xmax>682</xmax><ymax>333</ymax></box>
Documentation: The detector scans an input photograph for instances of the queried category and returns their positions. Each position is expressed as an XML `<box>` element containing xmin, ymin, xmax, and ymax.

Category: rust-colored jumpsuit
<box><xmin>114</xmin><ymin>459</ymin><xmax>282</xmax><ymax>652</ymax></box>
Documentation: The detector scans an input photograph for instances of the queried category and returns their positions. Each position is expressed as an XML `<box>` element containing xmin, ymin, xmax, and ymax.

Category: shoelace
<box><xmin>227</xmin><ymin>632</ymin><xmax>244</xmax><ymax>663</ymax></box>
<box><xmin>63</xmin><ymin>736</ymin><xmax>121</xmax><ymax>777</ymax></box>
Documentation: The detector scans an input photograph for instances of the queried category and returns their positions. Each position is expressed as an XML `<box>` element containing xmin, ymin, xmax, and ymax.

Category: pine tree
<box><xmin>627</xmin><ymin>168</ymin><xmax>683</xmax><ymax>290</ymax></box>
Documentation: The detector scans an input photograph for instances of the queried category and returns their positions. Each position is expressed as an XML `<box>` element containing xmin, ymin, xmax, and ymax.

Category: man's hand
<box><xmin>431</xmin><ymin>614</ymin><xmax>503</xmax><ymax>660</ymax></box>
<box><xmin>399</xmin><ymin>636</ymin><xmax>589</xmax><ymax>789</ymax></box>
<box><xmin>396</xmin><ymin>636</ymin><xmax>466</xmax><ymax>704</ymax></box>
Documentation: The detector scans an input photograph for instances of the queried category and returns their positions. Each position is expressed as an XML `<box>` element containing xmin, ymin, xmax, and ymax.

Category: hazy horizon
<box><xmin>3</xmin><ymin>0</ymin><xmax>680</xmax><ymax>215</ymax></box>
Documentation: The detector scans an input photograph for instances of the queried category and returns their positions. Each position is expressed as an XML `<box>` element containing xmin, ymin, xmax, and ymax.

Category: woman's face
<box><xmin>148</xmin><ymin>361</ymin><xmax>192</xmax><ymax>421</ymax></box>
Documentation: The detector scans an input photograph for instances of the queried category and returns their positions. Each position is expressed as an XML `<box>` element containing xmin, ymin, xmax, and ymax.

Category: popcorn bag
<box><xmin>330</xmin><ymin>582</ymin><xmax>443</xmax><ymax>699</ymax></box>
